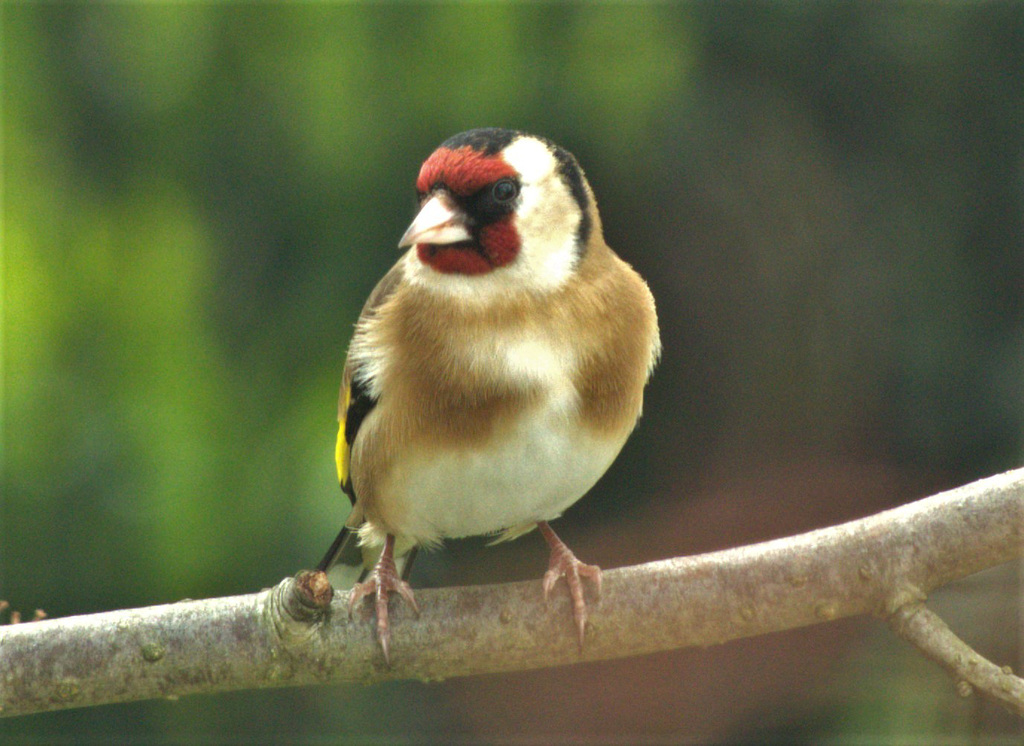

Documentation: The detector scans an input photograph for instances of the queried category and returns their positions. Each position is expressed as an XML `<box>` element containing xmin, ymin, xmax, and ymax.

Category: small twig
<box><xmin>888</xmin><ymin>601</ymin><xmax>1024</xmax><ymax>716</ymax></box>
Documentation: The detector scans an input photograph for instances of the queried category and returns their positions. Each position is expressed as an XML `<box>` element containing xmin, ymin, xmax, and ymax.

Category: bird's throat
<box><xmin>417</xmin><ymin>242</ymin><xmax>494</xmax><ymax>275</ymax></box>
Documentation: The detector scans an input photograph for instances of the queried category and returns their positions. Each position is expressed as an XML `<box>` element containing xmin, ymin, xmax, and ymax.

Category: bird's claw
<box><xmin>538</xmin><ymin>522</ymin><xmax>602</xmax><ymax>650</ymax></box>
<box><xmin>349</xmin><ymin>537</ymin><xmax>419</xmax><ymax>663</ymax></box>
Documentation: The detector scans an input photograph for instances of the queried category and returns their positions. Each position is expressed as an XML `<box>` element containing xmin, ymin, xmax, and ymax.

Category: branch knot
<box><xmin>265</xmin><ymin>572</ymin><xmax>334</xmax><ymax>647</ymax></box>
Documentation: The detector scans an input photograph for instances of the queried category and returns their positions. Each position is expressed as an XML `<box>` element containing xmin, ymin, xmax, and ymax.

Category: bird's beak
<box><xmin>398</xmin><ymin>194</ymin><xmax>472</xmax><ymax>249</ymax></box>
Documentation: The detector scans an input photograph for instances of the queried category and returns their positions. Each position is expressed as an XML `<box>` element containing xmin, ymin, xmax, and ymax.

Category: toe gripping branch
<box><xmin>538</xmin><ymin>521</ymin><xmax>602</xmax><ymax>650</ymax></box>
<box><xmin>348</xmin><ymin>534</ymin><xmax>420</xmax><ymax>663</ymax></box>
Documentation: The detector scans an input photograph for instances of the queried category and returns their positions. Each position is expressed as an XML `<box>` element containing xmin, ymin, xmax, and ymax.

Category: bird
<box><xmin>317</xmin><ymin>128</ymin><xmax>660</xmax><ymax>662</ymax></box>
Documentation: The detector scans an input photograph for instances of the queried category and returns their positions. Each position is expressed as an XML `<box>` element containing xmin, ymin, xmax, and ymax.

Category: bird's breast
<box><xmin>352</xmin><ymin>324</ymin><xmax>629</xmax><ymax>545</ymax></box>
<box><xmin>348</xmin><ymin>274</ymin><xmax>654</xmax><ymax>546</ymax></box>
<box><xmin>474</xmin><ymin>327</ymin><xmax>579</xmax><ymax>407</ymax></box>
<box><xmin>368</xmin><ymin>380</ymin><xmax>626</xmax><ymax>546</ymax></box>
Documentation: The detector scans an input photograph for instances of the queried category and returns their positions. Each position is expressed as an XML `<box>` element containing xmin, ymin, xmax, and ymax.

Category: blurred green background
<box><xmin>3</xmin><ymin>2</ymin><xmax>1023</xmax><ymax>743</ymax></box>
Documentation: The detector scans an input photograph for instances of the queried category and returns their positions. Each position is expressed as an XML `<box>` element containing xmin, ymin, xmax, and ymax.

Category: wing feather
<box><xmin>334</xmin><ymin>260</ymin><xmax>405</xmax><ymax>498</ymax></box>
<box><xmin>320</xmin><ymin>260</ymin><xmax>408</xmax><ymax>579</ymax></box>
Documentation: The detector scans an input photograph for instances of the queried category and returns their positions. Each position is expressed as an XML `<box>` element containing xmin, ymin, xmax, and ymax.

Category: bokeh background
<box><xmin>3</xmin><ymin>3</ymin><xmax>1023</xmax><ymax>742</ymax></box>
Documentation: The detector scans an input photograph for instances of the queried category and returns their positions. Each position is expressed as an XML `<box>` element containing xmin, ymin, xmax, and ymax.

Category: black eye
<box><xmin>491</xmin><ymin>179</ymin><xmax>519</xmax><ymax>203</ymax></box>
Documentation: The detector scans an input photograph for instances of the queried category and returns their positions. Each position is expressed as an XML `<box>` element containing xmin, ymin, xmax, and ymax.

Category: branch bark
<box><xmin>1</xmin><ymin>468</ymin><xmax>1022</xmax><ymax>718</ymax></box>
<box><xmin>888</xmin><ymin>602</ymin><xmax>1024</xmax><ymax>716</ymax></box>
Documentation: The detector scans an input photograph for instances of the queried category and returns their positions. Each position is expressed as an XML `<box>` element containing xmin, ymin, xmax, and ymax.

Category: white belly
<box><xmin>380</xmin><ymin>398</ymin><xmax>625</xmax><ymax>545</ymax></box>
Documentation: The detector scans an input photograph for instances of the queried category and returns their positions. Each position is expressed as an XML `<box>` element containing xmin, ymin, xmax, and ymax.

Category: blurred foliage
<box><xmin>2</xmin><ymin>3</ymin><xmax>1023</xmax><ymax>743</ymax></box>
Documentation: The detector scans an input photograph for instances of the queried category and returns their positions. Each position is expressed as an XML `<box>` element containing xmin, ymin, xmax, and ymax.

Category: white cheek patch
<box><xmin>501</xmin><ymin>137</ymin><xmax>559</xmax><ymax>183</ymax></box>
<box><xmin>513</xmin><ymin>179</ymin><xmax>580</xmax><ymax>287</ymax></box>
<box><xmin>502</xmin><ymin>138</ymin><xmax>582</xmax><ymax>288</ymax></box>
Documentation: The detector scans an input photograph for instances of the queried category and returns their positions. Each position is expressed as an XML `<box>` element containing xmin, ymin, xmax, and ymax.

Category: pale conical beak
<box><xmin>398</xmin><ymin>194</ymin><xmax>472</xmax><ymax>249</ymax></box>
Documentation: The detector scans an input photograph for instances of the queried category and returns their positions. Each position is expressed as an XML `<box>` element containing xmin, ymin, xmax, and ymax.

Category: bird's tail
<box><xmin>317</xmin><ymin>522</ymin><xmax>418</xmax><ymax>590</ymax></box>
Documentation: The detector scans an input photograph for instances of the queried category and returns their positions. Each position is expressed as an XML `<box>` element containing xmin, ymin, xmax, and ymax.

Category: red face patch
<box><xmin>478</xmin><ymin>219</ymin><xmax>519</xmax><ymax>267</ymax></box>
<box><xmin>416</xmin><ymin>244</ymin><xmax>492</xmax><ymax>275</ymax></box>
<box><xmin>414</xmin><ymin>146</ymin><xmax>522</xmax><ymax>275</ymax></box>
<box><xmin>416</xmin><ymin>146</ymin><xmax>518</xmax><ymax>196</ymax></box>
<box><xmin>415</xmin><ymin>216</ymin><xmax>520</xmax><ymax>276</ymax></box>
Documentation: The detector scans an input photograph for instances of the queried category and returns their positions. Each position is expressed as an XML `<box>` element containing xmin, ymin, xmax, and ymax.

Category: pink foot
<box><xmin>348</xmin><ymin>534</ymin><xmax>419</xmax><ymax>663</ymax></box>
<box><xmin>538</xmin><ymin>521</ymin><xmax>602</xmax><ymax>649</ymax></box>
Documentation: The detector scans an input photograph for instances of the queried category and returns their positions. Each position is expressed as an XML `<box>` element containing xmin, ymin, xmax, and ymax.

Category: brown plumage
<box><xmin>319</xmin><ymin>129</ymin><xmax>659</xmax><ymax>662</ymax></box>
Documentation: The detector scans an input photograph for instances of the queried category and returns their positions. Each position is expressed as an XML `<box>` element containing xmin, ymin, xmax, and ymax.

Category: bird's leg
<box><xmin>348</xmin><ymin>533</ymin><xmax>419</xmax><ymax>663</ymax></box>
<box><xmin>537</xmin><ymin>521</ymin><xmax>602</xmax><ymax>649</ymax></box>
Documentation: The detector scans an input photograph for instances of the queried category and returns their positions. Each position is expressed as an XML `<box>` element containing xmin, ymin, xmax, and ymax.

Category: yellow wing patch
<box><xmin>335</xmin><ymin>384</ymin><xmax>351</xmax><ymax>488</ymax></box>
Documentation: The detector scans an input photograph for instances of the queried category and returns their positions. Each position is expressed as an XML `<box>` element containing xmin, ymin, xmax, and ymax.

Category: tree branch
<box><xmin>1</xmin><ymin>468</ymin><xmax>1021</xmax><ymax>718</ymax></box>
<box><xmin>888</xmin><ymin>602</ymin><xmax>1024</xmax><ymax>716</ymax></box>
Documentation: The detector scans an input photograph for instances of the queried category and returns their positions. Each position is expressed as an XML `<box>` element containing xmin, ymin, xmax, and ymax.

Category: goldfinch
<box><xmin>318</xmin><ymin>128</ymin><xmax>660</xmax><ymax>660</ymax></box>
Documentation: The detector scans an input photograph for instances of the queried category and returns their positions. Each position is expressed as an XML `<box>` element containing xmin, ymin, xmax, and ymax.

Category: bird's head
<box><xmin>399</xmin><ymin>128</ymin><xmax>598</xmax><ymax>297</ymax></box>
